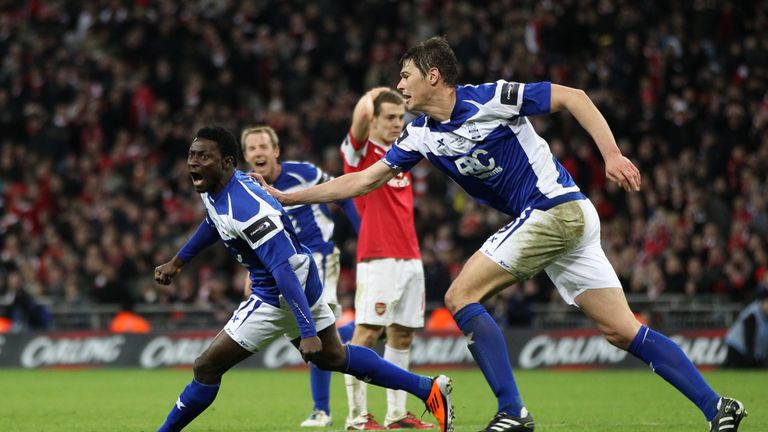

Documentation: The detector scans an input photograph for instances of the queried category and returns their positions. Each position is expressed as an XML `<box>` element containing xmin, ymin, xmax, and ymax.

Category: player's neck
<box><xmin>368</xmin><ymin>134</ymin><xmax>391</xmax><ymax>149</ymax></box>
<box><xmin>424</xmin><ymin>87</ymin><xmax>456</xmax><ymax>122</ymax></box>
<box><xmin>210</xmin><ymin>170</ymin><xmax>235</xmax><ymax>196</ymax></box>
<box><xmin>268</xmin><ymin>163</ymin><xmax>282</xmax><ymax>185</ymax></box>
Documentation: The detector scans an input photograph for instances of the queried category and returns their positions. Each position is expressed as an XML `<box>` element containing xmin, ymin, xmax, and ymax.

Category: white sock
<box><xmin>345</xmin><ymin>374</ymin><xmax>368</xmax><ymax>419</ymax></box>
<box><xmin>384</xmin><ymin>345</ymin><xmax>411</xmax><ymax>423</ymax></box>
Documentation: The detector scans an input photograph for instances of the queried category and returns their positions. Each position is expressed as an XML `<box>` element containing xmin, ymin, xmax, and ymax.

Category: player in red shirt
<box><xmin>340</xmin><ymin>88</ymin><xmax>432</xmax><ymax>430</ymax></box>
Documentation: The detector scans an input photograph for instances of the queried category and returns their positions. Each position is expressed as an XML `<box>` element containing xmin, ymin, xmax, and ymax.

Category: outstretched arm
<box><xmin>258</xmin><ymin>160</ymin><xmax>396</xmax><ymax>206</ymax></box>
<box><xmin>550</xmin><ymin>84</ymin><xmax>641</xmax><ymax>191</ymax></box>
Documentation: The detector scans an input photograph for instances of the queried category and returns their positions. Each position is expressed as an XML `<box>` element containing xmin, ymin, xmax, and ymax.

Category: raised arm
<box><xmin>550</xmin><ymin>84</ymin><xmax>641</xmax><ymax>191</ymax></box>
<box><xmin>350</xmin><ymin>87</ymin><xmax>390</xmax><ymax>143</ymax></box>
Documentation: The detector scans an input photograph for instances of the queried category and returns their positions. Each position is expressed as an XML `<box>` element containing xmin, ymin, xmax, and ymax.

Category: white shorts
<box><xmin>355</xmin><ymin>258</ymin><xmax>425</xmax><ymax>328</ymax></box>
<box><xmin>224</xmin><ymin>294</ymin><xmax>336</xmax><ymax>352</ymax></box>
<box><xmin>480</xmin><ymin>199</ymin><xmax>621</xmax><ymax>305</ymax></box>
<box><xmin>314</xmin><ymin>248</ymin><xmax>341</xmax><ymax>319</ymax></box>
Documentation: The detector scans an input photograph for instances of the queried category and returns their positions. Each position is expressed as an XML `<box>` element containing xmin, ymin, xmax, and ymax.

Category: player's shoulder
<box><xmin>394</xmin><ymin>115</ymin><xmax>430</xmax><ymax>148</ymax></box>
<box><xmin>282</xmin><ymin>160</ymin><xmax>318</xmax><ymax>172</ymax></box>
<box><xmin>229</xmin><ymin>171</ymin><xmax>282</xmax><ymax>220</ymax></box>
<box><xmin>456</xmin><ymin>81</ymin><xmax>507</xmax><ymax>104</ymax></box>
<box><xmin>280</xmin><ymin>161</ymin><xmax>322</xmax><ymax>184</ymax></box>
<box><xmin>407</xmin><ymin>114</ymin><xmax>429</xmax><ymax>128</ymax></box>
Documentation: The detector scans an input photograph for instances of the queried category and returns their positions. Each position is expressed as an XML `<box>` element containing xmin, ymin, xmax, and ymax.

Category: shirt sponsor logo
<box><xmin>454</xmin><ymin>149</ymin><xmax>503</xmax><ymax>179</ymax></box>
<box><xmin>386</xmin><ymin>172</ymin><xmax>410</xmax><ymax>188</ymax></box>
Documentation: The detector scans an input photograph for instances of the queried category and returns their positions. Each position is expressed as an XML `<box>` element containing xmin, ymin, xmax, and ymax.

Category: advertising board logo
<box><xmin>20</xmin><ymin>336</ymin><xmax>126</xmax><ymax>368</ymax></box>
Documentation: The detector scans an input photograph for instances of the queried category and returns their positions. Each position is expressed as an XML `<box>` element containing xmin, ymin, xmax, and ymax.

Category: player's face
<box><xmin>397</xmin><ymin>59</ymin><xmax>430</xmax><ymax>112</ymax></box>
<box><xmin>371</xmin><ymin>102</ymin><xmax>405</xmax><ymax>144</ymax></box>
<box><xmin>243</xmin><ymin>132</ymin><xmax>280</xmax><ymax>183</ymax></box>
<box><xmin>188</xmin><ymin>138</ymin><xmax>225</xmax><ymax>194</ymax></box>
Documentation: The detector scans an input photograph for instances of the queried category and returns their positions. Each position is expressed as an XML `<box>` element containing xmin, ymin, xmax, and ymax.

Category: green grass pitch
<box><xmin>0</xmin><ymin>368</ymin><xmax>764</xmax><ymax>431</ymax></box>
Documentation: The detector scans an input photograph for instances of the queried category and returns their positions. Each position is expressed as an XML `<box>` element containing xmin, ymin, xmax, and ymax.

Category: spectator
<box><xmin>724</xmin><ymin>289</ymin><xmax>768</xmax><ymax>368</ymax></box>
<box><xmin>0</xmin><ymin>0</ymin><xmax>766</xmax><ymax>329</ymax></box>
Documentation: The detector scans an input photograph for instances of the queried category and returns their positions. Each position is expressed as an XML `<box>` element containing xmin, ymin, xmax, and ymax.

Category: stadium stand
<box><xmin>0</xmin><ymin>0</ymin><xmax>766</xmax><ymax>331</ymax></box>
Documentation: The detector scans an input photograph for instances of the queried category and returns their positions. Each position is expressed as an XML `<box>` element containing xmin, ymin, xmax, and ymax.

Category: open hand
<box><xmin>605</xmin><ymin>154</ymin><xmax>641</xmax><ymax>191</ymax></box>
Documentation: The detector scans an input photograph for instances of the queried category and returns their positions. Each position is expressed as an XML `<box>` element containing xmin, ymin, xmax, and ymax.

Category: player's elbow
<box><xmin>552</xmin><ymin>85</ymin><xmax>589</xmax><ymax>112</ymax></box>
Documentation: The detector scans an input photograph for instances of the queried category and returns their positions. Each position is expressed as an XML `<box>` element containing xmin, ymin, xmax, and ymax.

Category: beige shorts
<box><xmin>480</xmin><ymin>199</ymin><xmax>621</xmax><ymax>305</ymax></box>
<box><xmin>355</xmin><ymin>258</ymin><xmax>425</xmax><ymax>328</ymax></box>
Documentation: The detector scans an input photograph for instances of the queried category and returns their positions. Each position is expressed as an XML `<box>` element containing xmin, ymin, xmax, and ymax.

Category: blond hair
<box><xmin>240</xmin><ymin>126</ymin><xmax>279</xmax><ymax>153</ymax></box>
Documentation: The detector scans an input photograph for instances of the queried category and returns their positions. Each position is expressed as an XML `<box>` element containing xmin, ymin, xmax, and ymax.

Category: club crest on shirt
<box><xmin>375</xmin><ymin>302</ymin><xmax>387</xmax><ymax>316</ymax></box>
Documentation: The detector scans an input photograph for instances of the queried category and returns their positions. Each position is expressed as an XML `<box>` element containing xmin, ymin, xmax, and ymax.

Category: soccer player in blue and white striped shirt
<box><xmin>260</xmin><ymin>38</ymin><xmax>747</xmax><ymax>432</ymax></box>
<box><xmin>241</xmin><ymin>125</ymin><xmax>360</xmax><ymax>428</ymax></box>
<box><xmin>153</xmin><ymin>126</ymin><xmax>454</xmax><ymax>432</ymax></box>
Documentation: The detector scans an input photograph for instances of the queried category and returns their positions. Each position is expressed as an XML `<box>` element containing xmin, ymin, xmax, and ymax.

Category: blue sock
<box><xmin>309</xmin><ymin>362</ymin><xmax>331</xmax><ymax>413</ymax></box>
<box><xmin>157</xmin><ymin>379</ymin><xmax>220</xmax><ymax>432</ymax></box>
<box><xmin>338</xmin><ymin>320</ymin><xmax>355</xmax><ymax>343</ymax></box>
<box><xmin>628</xmin><ymin>325</ymin><xmax>720</xmax><ymax>420</ymax></box>
<box><xmin>344</xmin><ymin>344</ymin><xmax>432</xmax><ymax>400</ymax></box>
<box><xmin>454</xmin><ymin>303</ymin><xmax>523</xmax><ymax>416</ymax></box>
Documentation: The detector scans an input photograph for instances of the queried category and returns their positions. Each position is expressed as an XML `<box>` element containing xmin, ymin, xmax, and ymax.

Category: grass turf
<box><xmin>0</xmin><ymin>368</ymin><xmax>763</xmax><ymax>431</ymax></box>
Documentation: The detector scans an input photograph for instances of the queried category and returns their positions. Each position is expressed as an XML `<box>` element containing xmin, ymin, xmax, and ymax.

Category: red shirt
<box><xmin>341</xmin><ymin>131</ymin><xmax>421</xmax><ymax>262</ymax></box>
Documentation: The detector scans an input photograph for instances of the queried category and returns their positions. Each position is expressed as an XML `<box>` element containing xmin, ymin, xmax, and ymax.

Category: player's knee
<box><xmin>601</xmin><ymin>329</ymin><xmax>633</xmax><ymax>349</ymax></box>
<box><xmin>353</xmin><ymin>326</ymin><xmax>384</xmax><ymax>347</ymax></box>
<box><xmin>444</xmin><ymin>288</ymin><xmax>467</xmax><ymax>314</ymax></box>
<box><xmin>192</xmin><ymin>355</ymin><xmax>221</xmax><ymax>382</ymax></box>
<box><xmin>310</xmin><ymin>349</ymin><xmax>346</xmax><ymax>371</ymax></box>
<box><xmin>387</xmin><ymin>326</ymin><xmax>414</xmax><ymax>349</ymax></box>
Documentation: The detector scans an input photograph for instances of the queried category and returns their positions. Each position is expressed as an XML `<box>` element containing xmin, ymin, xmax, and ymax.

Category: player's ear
<box><xmin>222</xmin><ymin>155</ymin><xmax>235</xmax><ymax>168</ymax></box>
<box><xmin>428</xmin><ymin>67</ymin><xmax>440</xmax><ymax>86</ymax></box>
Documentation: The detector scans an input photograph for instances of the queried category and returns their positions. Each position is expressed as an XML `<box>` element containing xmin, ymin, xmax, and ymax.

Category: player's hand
<box><xmin>154</xmin><ymin>257</ymin><xmax>184</xmax><ymax>285</ymax></box>
<box><xmin>604</xmin><ymin>153</ymin><xmax>641</xmax><ymax>191</ymax></box>
<box><xmin>298</xmin><ymin>336</ymin><xmax>323</xmax><ymax>361</ymax></box>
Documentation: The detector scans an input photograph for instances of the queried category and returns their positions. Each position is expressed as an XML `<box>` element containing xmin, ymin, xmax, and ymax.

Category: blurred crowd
<box><xmin>1</xmin><ymin>0</ymin><xmax>767</xmax><ymax>328</ymax></box>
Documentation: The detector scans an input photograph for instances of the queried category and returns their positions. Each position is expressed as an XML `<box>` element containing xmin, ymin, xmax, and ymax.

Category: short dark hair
<box><xmin>373</xmin><ymin>90</ymin><xmax>404</xmax><ymax>117</ymax></box>
<box><xmin>195</xmin><ymin>125</ymin><xmax>239</xmax><ymax>161</ymax></box>
<box><xmin>399</xmin><ymin>36</ymin><xmax>459</xmax><ymax>87</ymax></box>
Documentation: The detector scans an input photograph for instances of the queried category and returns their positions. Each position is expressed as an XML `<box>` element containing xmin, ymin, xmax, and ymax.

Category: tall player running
<box><xmin>241</xmin><ymin>125</ymin><xmax>359</xmax><ymax>428</ymax></box>
<box><xmin>256</xmin><ymin>37</ymin><xmax>747</xmax><ymax>432</ymax></box>
<box><xmin>152</xmin><ymin>126</ymin><xmax>454</xmax><ymax>432</ymax></box>
<box><xmin>341</xmin><ymin>88</ymin><xmax>433</xmax><ymax>430</ymax></box>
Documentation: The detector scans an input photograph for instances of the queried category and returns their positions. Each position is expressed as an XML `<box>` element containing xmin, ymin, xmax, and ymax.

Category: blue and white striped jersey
<box><xmin>383</xmin><ymin>80</ymin><xmax>585</xmax><ymax>218</ymax></box>
<box><xmin>272</xmin><ymin>161</ymin><xmax>356</xmax><ymax>256</ymax></box>
<box><xmin>200</xmin><ymin>170</ymin><xmax>322</xmax><ymax>309</ymax></box>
